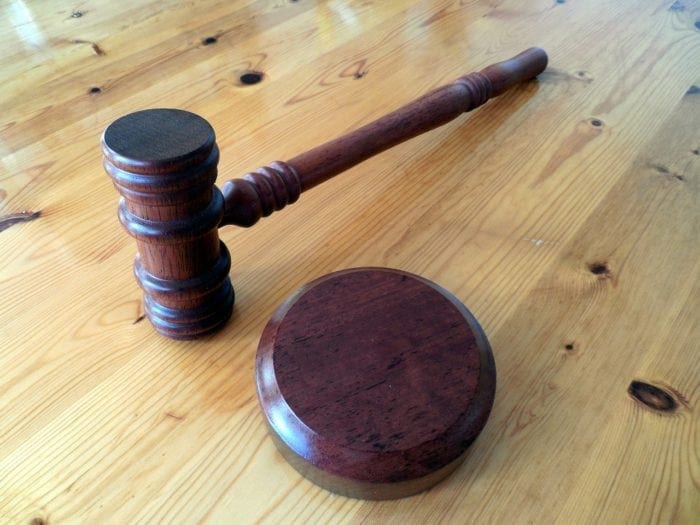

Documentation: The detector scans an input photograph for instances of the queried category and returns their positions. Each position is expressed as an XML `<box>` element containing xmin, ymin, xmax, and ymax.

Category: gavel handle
<box><xmin>221</xmin><ymin>47</ymin><xmax>547</xmax><ymax>227</ymax></box>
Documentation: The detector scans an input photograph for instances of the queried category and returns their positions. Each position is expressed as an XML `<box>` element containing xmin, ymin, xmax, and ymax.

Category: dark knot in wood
<box><xmin>628</xmin><ymin>380</ymin><xmax>679</xmax><ymax>413</ymax></box>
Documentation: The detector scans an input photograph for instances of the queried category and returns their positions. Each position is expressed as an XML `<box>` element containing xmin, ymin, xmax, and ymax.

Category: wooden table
<box><xmin>1</xmin><ymin>1</ymin><xmax>698</xmax><ymax>522</ymax></box>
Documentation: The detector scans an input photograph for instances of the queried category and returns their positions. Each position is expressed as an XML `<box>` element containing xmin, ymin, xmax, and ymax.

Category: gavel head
<box><xmin>102</xmin><ymin>108</ymin><xmax>234</xmax><ymax>339</ymax></box>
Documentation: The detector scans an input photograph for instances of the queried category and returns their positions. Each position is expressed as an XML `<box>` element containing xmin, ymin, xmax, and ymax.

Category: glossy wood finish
<box><xmin>102</xmin><ymin>49</ymin><xmax>545</xmax><ymax>337</ymax></box>
<box><xmin>1</xmin><ymin>1</ymin><xmax>698</xmax><ymax>523</ymax></box>
<box><xmin>102</xmin><ymin>109</ymin><xmax>233</xmax><ymax>338</ymax></box>
<box><xmin>256</xmin><ymin>268</ymin><xmax>495</xmax><ymax>499</ymax></box>
<box><xmin>221</xmin><ymin>48</ymin><xmax>547</xmax><ymax>227</ymax></box>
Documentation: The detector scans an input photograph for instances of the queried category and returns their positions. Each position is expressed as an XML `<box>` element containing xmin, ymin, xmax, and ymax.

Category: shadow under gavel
<box><xmin>102</xmin><ymin>47</ymin><xmax>548</xmax><ymax>339</ymax></box>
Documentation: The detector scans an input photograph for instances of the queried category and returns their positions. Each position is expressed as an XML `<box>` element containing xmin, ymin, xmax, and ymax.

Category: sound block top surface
<box><xmin>256</xmin><ymin>268</ymin><xmax>496</xmax><ymax>499</ymax></box>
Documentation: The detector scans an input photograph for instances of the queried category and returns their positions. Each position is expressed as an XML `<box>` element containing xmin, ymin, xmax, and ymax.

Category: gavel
<box><xmin>102</xmin><ymin>47</ymin><xmax>548</xmax><ymax>339</ymax></box>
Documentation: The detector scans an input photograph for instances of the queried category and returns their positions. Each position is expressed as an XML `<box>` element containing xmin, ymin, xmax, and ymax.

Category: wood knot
<box><xmin>238</xmin><ymin>70</ymin><xmax>264</xmax><ymax>86</ymax></box>
<box><xmin>587</xmin><ymin>261</ymin><xmax>610</xmax><ymax>276</ymax></box>
<box><xmin>628</xmin><ymin>380</ymin><xmax>679</xmax><ymax>413</ymax></box>
<box><xmin>647</xmin><ymin>162</ymin><xmax>686</xmax><ymax>181</ymax></box>
<box><xmin>574</xmin><ymin>70</ymin><xmax>594</xmax><ymax>83</ymax></box>
<box><xmin>339</xmin><ymin>59</ymin><xmax>369</xmax><ymax>81</ymax></box>
<box><xmin>72</xmin><ymin>39</ymin><xmax>105</xmax><ymax>56</ymax></box>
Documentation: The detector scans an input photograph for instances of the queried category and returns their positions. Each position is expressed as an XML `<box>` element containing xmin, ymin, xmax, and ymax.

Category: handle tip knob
<box><xmin>480</xmin><ymin>47</ymin><xmax>548</xmax><ymax>97</ymax></box>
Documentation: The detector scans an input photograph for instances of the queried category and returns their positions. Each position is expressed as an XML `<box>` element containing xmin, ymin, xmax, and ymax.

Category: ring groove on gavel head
<box><xmin>102</xmin><ymin>108</ymin><xmax>234</xmax><ymax>339</ymax></box>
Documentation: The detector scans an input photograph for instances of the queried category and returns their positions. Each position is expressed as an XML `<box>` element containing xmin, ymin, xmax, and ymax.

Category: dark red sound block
<box><xmin>255</xmin><ymin>268</ymin><xmax>496</xmax><ymax>500</ymax></box>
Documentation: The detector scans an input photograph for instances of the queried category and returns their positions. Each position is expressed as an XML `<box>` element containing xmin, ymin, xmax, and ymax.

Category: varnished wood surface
<box><xmin>102</xmin><ymin>108</ymin><xmax>235</xmax><ymax>339</ymax></box>
<box><xmin>101</xmin><ymin>50</ymin><xmax>545</xmax><ymax>338</ymax></box>
<box><xmin>256</xmin><ymin>268</ymin><xmax>495</xmax><ymax>499</ymax></box>
<box><xmin>0</xmin><ymin>0</ymin><xmax>698</xmax><ymax>523</ymax></box>
<box><xmin>222</xmin><ymin>47</ymin><xmax>546</xmax><ymax>228</ymax></box>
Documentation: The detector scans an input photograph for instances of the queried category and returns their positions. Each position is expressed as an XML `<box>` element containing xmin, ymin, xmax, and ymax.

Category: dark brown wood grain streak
<box><xmin>0</xmin><ymin>211</ymin><xmax>41</xmax><ymax>233</ymax></box>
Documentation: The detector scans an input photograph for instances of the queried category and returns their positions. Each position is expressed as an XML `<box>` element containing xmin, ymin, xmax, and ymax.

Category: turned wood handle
<box><xmin>221</xmin><ymin>47</ymin><xmax>547</xmax><ymax>227</ymax></box>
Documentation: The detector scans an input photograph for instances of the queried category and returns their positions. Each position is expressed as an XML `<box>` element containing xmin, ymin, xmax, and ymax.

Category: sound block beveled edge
<box><xmin>255</xmin><ymin>268</ymin><xmax>496</xmax><ymax>500</ymax></box>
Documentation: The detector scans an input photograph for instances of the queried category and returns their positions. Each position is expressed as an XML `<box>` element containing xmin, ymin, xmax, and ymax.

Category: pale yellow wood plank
<box><xmin>1</xmin><ymin>0</ymin><xmax>698</xmax><ymax>523</ymax></box>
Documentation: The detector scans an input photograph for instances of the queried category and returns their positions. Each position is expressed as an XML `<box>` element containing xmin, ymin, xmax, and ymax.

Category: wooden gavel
<box><xmin>102</xmin><ymin>47</ymin><xmax>547</xmax><ymax>339</ymax></box>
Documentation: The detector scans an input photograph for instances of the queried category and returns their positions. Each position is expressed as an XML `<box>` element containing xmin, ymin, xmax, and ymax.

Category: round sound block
<box><xmin>255</xmin><ymin>268</ymin><xmax>496</xmax><ymax>500</ymax></box>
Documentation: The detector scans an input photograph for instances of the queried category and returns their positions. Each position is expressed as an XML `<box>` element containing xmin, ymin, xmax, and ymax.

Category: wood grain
<box><xmin>256</xmin><ymin>268</ymin><xmax>496</xmax><ymax>499</ymax></box>
<box><xmin>221</xmin><ymin>48</ymin><xmax>546</xmax><ymax>227</ymax></box>
<box><xmin>99</xmin><ymin>50</ymin><xmax>544</xmax><ymax>338</ymax></box>
<box><xmin>102</xmin><ymin>108</ymin><xmax>235</xmax><ymax>339</ymax></box>
<box><xmin>0</xmin><ymin>0</ymin><xmax>698</xmax><ymax>523</ymax></box>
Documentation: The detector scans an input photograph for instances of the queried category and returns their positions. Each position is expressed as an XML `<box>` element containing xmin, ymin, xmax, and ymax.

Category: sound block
<box><xmin>255</xmin><ymin>268</ymin><xmax>496</xmax><ymax>500</ymax></box>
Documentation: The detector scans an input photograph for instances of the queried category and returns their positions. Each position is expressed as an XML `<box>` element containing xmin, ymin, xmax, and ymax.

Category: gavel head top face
<box><xmin>102</xmin><ymin>108</ymin><xmax>234</xmax><ymax>339</ymax></box>
<box><xmin>103</xmin><ymin>108</ymin><xmax>215</xmax><ymax>172</ymax></box>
